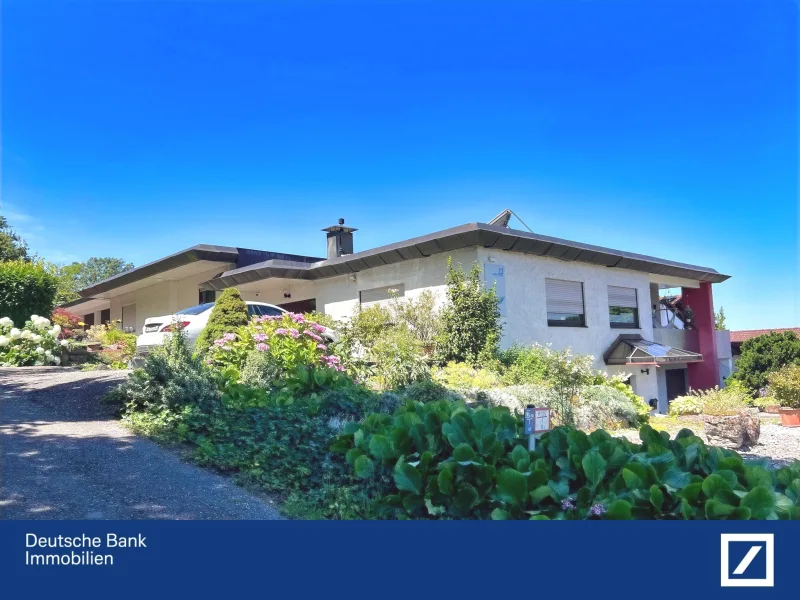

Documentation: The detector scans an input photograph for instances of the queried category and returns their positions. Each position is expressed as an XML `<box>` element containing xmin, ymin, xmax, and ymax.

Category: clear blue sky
<box><xmin>2</xmin><ymin>1</ymin><xmax>797</xmax><ymax>330</ymax></box>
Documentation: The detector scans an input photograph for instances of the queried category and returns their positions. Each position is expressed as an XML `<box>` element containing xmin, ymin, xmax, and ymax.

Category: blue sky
<box><xmin>2</xmin><ymin>1</ymin><xmax>797</xmax><ymax>330</ymax></box>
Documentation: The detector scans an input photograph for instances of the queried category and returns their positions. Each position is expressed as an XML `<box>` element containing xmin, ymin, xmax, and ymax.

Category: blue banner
<box><xmin>1</xmin><ymin>521</ymin><xmax>795</xmax><ymax>598</ymax></box>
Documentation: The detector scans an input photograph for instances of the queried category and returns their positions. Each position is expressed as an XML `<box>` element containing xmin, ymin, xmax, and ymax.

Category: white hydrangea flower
<box><xmin>34</xmin><ymin>317</ymin><xmax>51</xmax><ymax>329</ymax></box>
<box><xmin>50</xmin><ymin>324</ymin><xmax>62</xmax><ymax>336</ymax></box>
<box><xmin>60</xmin><ymin>339</ymin><xmax>69</xmax><ymax>347</ymax></box>
<box><xmin>45</xmin><ymin>349</ymin><xmax>52</xmax><ymax>357</ymax></box>
<box><xmin>9</xmin><ymin>328</ymin><xmax>21</xmax><ymax>339</ymax></box>
<box><xmin>35</xmin><ymin>347</ymin><xmax>45</xmax><ymax>355</ymax></box>
<box><xmin>21</xmin><ymin>330</ymin><xmax>32</xmax><ymax>340</ymax></box>
<box><xmin>0</xmin><ymin>316</ymin><xmax>13</xmax><ymax>327</ymax></box>
<box><xmin>53</xmin><ymin>356</ymin><xmax>61</xmax><ymax>366</ymax></box>
<box><xmin>32</xmin><ymin>334</ymin><xmax>42</xmax><ymax>343</ymax></box>
<box><xmin>0</xmin><ymin>335</ymin><xmax>9</xmax><ymax>347</ymax></box>
<box><xmin>30</xmin><ymin>314</ymin><xmax>39</xmax><ymax>320</ymax></box>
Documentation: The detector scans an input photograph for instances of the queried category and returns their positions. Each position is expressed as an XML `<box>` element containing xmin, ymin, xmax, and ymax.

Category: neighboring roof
<box><xmin>203</xmin><ymin>222</ymin><xmax>730</xmax><ymax>290</ymax></box>
<box><xmin>604</xmin><ymin>334</ymin><xmax>703</xmax><ymax>365</ymax></box>
<box><xmin>76</xmin><ymin>245</ymin><xmax>323</xmax><ymax>298</ymax></box>
<box><xmin>730</xmin><ymin>328</ymin><xmax>800</xmax><ymax>344</ymax></box>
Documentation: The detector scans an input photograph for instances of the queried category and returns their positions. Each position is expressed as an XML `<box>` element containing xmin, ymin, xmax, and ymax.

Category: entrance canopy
<box><xmin>603</xmin><ymin>334</ymin><xmax>703</xmax><ymax>366</ymax></box>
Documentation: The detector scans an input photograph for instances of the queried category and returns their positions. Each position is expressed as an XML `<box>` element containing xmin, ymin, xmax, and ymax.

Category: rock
<box><xmin>703</xmin><ymin>408</ymin><xmax>760</xmax><ymax>449</ymax></box>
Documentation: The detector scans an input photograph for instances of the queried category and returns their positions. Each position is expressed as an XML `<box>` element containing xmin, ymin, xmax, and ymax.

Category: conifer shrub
<box><xmin>194</xmin><ymin>288</ymin><xmax>249</xmax><ymax>354</ymax></box>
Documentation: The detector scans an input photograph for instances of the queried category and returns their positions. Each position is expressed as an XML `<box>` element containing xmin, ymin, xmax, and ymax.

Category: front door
<box><xmin>666</xmin><ymin>369</ymin><xmax>687</xmax><ymax>401</ymax></box>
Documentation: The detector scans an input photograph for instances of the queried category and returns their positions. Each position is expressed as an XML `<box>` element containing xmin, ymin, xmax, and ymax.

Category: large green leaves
<box><xmin>741</xmin><ymin>487</ymin><xmax>775</xmax><ymax>520</ymax></box>
<box><xmin>394</xmin><ymin>459</ymin><xmax>423</xmax><ymax>495</ymax></box>
<box><xmin>497</xmin><ymin>469</ymin><xmax>527</xmax><ymax>505</ymax></box>
<box><xmin>582</xmin><ymin>449</ymin><xmax>607</xmax><ymax>489</ymax></box>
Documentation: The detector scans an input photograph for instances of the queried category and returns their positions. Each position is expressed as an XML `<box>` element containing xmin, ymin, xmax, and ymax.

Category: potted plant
<box><xmin>767</xmin><ymin>364</ymin><xmax>800</xmax><ymax>427</ymax></box>
<box><xmin>682</xmin><ymin>305</ymin><xmax>695</xmax><ymax>329</ymax></box>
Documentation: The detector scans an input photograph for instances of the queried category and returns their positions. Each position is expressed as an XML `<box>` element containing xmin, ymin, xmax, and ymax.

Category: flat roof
<box><xmin>202</xmin><ymin>222</ymin><xmax>730</xmax><ymax>290</ymax></box>
<box><xmin>76</xmin><ymin>245</ymin><xmax>323</xmax><ymax>298</ymax></box>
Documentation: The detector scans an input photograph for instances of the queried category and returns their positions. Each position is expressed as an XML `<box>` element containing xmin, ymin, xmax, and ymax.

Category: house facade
<box><xmin>64</xmin><ymin>220</ymin><xmax>730</xmax><ymax>413</ymax></box>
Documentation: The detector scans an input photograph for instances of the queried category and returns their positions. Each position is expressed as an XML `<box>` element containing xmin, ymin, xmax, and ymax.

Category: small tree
<box><xmin>715</xmin><ymin>307</ymin><xmax>727</xmax><ymax>330</ymax></box>
<box><xmin>730</xmin><ymin>331</ymin><xmax>800</xmax><ymax>393</ymax></box>
<box><xmin>0</xmin><ymin>260</ymin><xmax>58</xmax><ymax>326</ymax></box>
<box><xmin>0</xmin><ymin>215</ymin><xmax>29</xmax><ymax>262</ymax></box>
<box><xmin>194</xmin><ymin>288</ymin><xmax>249</xmax><ymax>354</ymax></box>
<box><xmin>436</xmin><ymin>259</ymin><xmax>501</xmax><ymax>365</ymax></box>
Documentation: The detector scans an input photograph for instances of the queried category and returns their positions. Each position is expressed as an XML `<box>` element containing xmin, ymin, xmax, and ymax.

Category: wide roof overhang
<box><xmin>604</xmin><ymin>334</ymin><xmax>704</xmax><ymax>366</ymax></box>
<box><xmin>201</xmin><ymin>222</ymin><xmax>730</xmax><ymax>290</ymax></box>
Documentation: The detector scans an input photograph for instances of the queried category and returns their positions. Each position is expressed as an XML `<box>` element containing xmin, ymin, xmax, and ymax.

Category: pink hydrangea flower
<box><xmin>256</xmin><ymin>343</ymin><xmax>269</xmax><ymax>352</ymax></box>
<box><xmin>311</xmin><ymin>323</ymin><xmax>326</xmax><ymax>334</ymax></box>
<box><xmin>223</xmin><ymin>333</ymin><xmax>236</xmax><ymax>341</ymax></box>
<box><xmin>303</xmin><ymin>330</ymin><xmax>323</xmax><ymax>342</ymax></box>
<box><xmin>288</xmin><ymin>329</ymin><xmax>300</xmax><ymax>338</ymax></box>
<box><xmin>290</xmin><ymin>313</ymin><xmax>305</xmax><ymax>323</ymax></box>
<box><xmin>275</xmin><ymin>328</ymin><xmax>288</xmax><ymax>335</ymax></box>
<box><xmin>316</xmin><ymin>343</ymin><xmax>327</xmax><ymax>351</ymax></box>
<box><xmin>214</xmin><ymin>339</ymin><xmax>226</xmax><ymax>346</ymax></box>
<box><xmin>252</xmin><ymin>333</ymin><xmax>268</xmax><ymax>342</ymax></box>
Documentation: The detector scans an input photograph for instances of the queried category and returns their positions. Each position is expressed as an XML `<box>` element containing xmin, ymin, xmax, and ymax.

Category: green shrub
<box><xmin>389</xmin><ymin>290</ymin><xmax>442</xmax><ymax>348</ymax></box>
<box><xmin>333</xmin><ymin>399</ymin><xmax>800</xmax><ymax>520</ymax></box>
<box><xmin>730</xmin><ymin>331</ymin><xmax>800</xmax><ymax>393</ymax></box>
<box><xmin>432</xmin><ymin>361</ymin><xmax>501</xmax><ymax>390</ymax></box>
<box><xmin>768</xmin><ymin>364</ymin><xmax>800</xmax><ymax>409</ymax></box>
<box><xmin>106</xmin><ymin>325</ymin><xmax>220</xmax><ymax>414</ymax></box>
<box><xmin>0</xmin><ymin>260</ymin><xmax>58</xmax><ymax>328</ymax></box>
<box><xmin>575</xmin><ymin>385</ymin><xmax>642</xmax><ymax>430</ymax></box>
<box><xmin>670</xmin><ymin>386</ymin><xmax>750</xmax><ymax>417</ymax></box>
<box><xmin>240</xmin><ymin>349</ymin><xmax>281</xmax><ymax>388</ymax></box>
<box><xmin>370</xmin><ymin>326</ymin><xmax>430</xmax><ymax>390</ymax></box>
<box><xmin>397</xmin><ymin>379</ymin><xmax>459</xmax><ymax>404</ymax></box>
<box><xmin>498</xmin><ymin>344</ymin><xmax>549</xmax><ymax>385</ymax></box>
<box><xmin>669</xmin><ymin>394</ymin><xmax>705</xmax><ymax>416</ymax></box>
<box><xmin>436</xmin><ymin>259</ymin><xmax>501</xmax><ymax>365</ymax></box>
<box><xmin>194</xmin><ymin>288</ymin><xmax>249</xmax><ymax>354</ymax></box>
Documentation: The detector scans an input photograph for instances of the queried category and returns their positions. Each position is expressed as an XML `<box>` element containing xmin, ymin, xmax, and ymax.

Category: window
<box><xmin>199</xmin><ymin>290</ymin><xmax>216</xmax><ymax>304</ymax></box>
<box><xmin>359</xmin><ymin>284</ymin><xmax>405</xmax><ymax>306</ymax></box>
<box><xmin>608</xmin><ymin>285</ymin><xmax>639</xmax><ymax>328</ymax></box>
<box><xmin>248</xmin><ymin>304</ymin><xmax>283</xmax><ymax>317</ymax></box>
<box><xmin>545</xmin><ymin>279</ymin><xmax>585</xmax><ymax>326</ymax></box>
<box><xmin>100</xmin><ymin>308</ymin><xmax>111</xmax><ymax>326</ymax></box>
<box><xmin>177</xmin><ymin>302</ymin><xmax>216</xmax><ymax>316</ymax></box>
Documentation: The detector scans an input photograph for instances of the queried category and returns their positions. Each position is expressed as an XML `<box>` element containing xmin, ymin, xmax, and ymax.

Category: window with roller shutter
<box><xmin>359</xmin><ymin>284</ymin><xmax>405</xmax><ymax>306</ymax></box>
<box><xmin>545</xmin><ymin>279</ymin><xmax>585</xmax><ymax>327</ymax></box>
<box><xmin>608</xmin><ymin>285</ymin><xmax>639</xmax><ymax>328</ymax></box>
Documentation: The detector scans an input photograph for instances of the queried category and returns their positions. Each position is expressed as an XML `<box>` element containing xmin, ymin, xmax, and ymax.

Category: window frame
<box><xmin>545</xmin><ymin>279</ymin><xmax>586</xmax><ymax>328</ymax></box>
<box><xmin>608</xmin><ymin>286</ymin><xmax>640</xmax><ymax>329</ymax></box>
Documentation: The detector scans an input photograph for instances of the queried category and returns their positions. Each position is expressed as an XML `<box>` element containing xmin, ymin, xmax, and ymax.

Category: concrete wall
<box><xmin>315</xmin><ymin>248</ymin><xmax>478</xmax><ymax>321</ymax></box>
<box><xmin>716</xmin><ymin>329</ymin><xmax>733</xmax><ymax>385</ymax></box>
<box><xmin>476</xmin><ymin>247</ymin><xmax>661</xmax><ymax>406</ymax></box>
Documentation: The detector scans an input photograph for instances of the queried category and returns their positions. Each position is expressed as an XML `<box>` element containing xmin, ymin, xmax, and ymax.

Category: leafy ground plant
<box><xmin>333</xmin><ymin>399</ymin><xmax>800</xmax><ymax>520</ymax></box>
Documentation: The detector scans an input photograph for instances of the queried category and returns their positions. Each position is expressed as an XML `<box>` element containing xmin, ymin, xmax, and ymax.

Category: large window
<box><xmin>545</xmin><ymin>279</ymin><xmax>585</xmax><ymax>326</ymax></box>
<box><xmin>608</xmin><ymin>285</ymin><xmax>639</xmax><ymax>328</ymax></box>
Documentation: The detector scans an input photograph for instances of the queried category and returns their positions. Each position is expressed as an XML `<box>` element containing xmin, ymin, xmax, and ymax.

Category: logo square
<box><xmin>720</xmin><ymin>534</ymin><xmax>774</xmax><ymax>587</ymax></box>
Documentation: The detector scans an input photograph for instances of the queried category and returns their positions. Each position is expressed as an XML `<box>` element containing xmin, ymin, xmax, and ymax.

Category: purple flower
<box><xmin>223</xmin><ymin>333</ymin><xmax>236</xmax><ymax>341</ymax></box>
<box><xmin>256</xmin><ymin>343</ymin><xmax>269</xmax><ymax>352</ymax></box>
<box><xmin>311</xmin><ymin>323</ymin><xmax>326</xmax><ymax>333</ymax></box>
<box><xmin>252</xmin><ymin>333</ymin><xmax>268</xmax><ymax>342</ymax></box>
<box><xmin>290</xmin><ymin>313</ymin><xmax>305</xmax><ymax>323</ymax></box>
<box><xmin>288</xmin><ymin>328</ymin><xmax>300</xmax><ymax>339</ymax></box>
<box><xmin>589</xmin><ymin>503</ymin><xmax>606</xmax><ymax>517</ymax></box>
<box><xmin>275</xmin><ymin>328</ymin><xmax>288</xmax><ymax>335</ymax></box>
<box><xmin>316</xmin><ymin>343</ymin><xmax>327</xmax><ymax>351</ymax></box>
<box><xmin>561</xmin><ymin>499</ymin><xmax>576</xmax><ymax>511</ymax></box>
<box><xmin>214</xmin><ymin>339</ymin><xmax>226</xmax><ymax>346</ymax></box>
<box><xmin>303</xmin><ymin>330</ymin><xmax>323</xmax><ymax>342</ymax></box>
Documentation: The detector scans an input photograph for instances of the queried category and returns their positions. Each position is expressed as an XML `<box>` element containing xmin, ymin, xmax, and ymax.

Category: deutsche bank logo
<box><xmin>720</xmin><ymin>534</ymin><xmax>774</xmax><ymax>587</ymax></box>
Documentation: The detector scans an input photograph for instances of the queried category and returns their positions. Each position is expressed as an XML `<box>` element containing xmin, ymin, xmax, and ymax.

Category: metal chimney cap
<box><xmin>322</xmin><ymin>221</ymin><xmax>358</xmax><ymax>233</ymax></box>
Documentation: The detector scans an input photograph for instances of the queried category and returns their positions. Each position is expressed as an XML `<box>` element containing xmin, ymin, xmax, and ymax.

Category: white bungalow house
<box><xmin>64</xmin><ymin>215</ymin><xmax>730</xmax><ymax>412</ymax></box>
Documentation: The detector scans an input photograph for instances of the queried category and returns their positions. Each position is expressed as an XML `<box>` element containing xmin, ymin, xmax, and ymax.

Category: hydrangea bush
<box><xmin>207</xmin><ymin>312</ymin><xmax>345</xmax><ymax>380</ymax></box>
<box><xmin>0</xmin><ymin>314</ymin><xmax>69</xmax><ymax>366</ymax></box>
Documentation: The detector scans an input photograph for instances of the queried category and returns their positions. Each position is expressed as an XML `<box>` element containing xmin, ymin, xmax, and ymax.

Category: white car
<box><xmin>135</xmin><ymin>301</ymin><xmax>338</xmax><ymax>355</ymax></box>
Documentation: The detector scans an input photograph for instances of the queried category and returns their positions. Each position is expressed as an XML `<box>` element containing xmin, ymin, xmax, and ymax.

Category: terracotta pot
<box><xmin>779</xmin><ymin>408</ymin><xmax>800</xmax><ymax>428</ymax></box>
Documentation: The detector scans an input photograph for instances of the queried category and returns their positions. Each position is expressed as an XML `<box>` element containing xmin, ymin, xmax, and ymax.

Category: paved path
<box><xmin>0</xmin><ymin>368</ymin><xmax>283</xmax><ymax>520</ymax></box>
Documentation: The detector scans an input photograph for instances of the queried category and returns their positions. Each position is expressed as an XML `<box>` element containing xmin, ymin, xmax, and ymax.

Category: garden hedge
<box><xmin>0</xmin><ymin>260</ymin><xmax>58</xmax><ymax>328</ymax></box>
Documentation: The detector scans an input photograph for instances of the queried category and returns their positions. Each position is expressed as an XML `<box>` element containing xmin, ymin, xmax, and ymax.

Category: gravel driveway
<box><xmin>0</xmin><ymin>367</ymin><xmax>283</xmax><ymax>520</ymax></box>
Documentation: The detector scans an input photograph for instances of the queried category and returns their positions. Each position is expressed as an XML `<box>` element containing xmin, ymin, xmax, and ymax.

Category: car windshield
<box><xmin>176</xmin><ymin>302</ymin><xmax>215</xmax><ymax>316</ymax></box>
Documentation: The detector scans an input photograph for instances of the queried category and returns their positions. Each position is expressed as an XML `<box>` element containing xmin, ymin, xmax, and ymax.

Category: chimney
<box><xmin>322</xmin><ymin>218</ymin><xmax>357</xmax><ymax>259</ymax></box>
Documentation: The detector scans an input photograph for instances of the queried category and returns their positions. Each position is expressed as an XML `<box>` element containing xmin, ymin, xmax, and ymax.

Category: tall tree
<box><xmin>714</xmin><ymin>307</ymin><xmax>727</xmax><ymax>330</ymax></box>
<box><xmin>0</xmin><ymin>214</ymin><xmax>30</xmax><ymax>262</ymax></box>
<box><xmin>52</xmin><ymin>257</ymin><xmax>134</xmax><ymax>305</ymax></box>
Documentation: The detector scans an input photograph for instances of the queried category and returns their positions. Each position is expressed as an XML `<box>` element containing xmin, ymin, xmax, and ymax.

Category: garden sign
<box><xmin>523</xmin><ymin>406</ymin><xmax>551</xmax><ymax>451</ymax></box>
